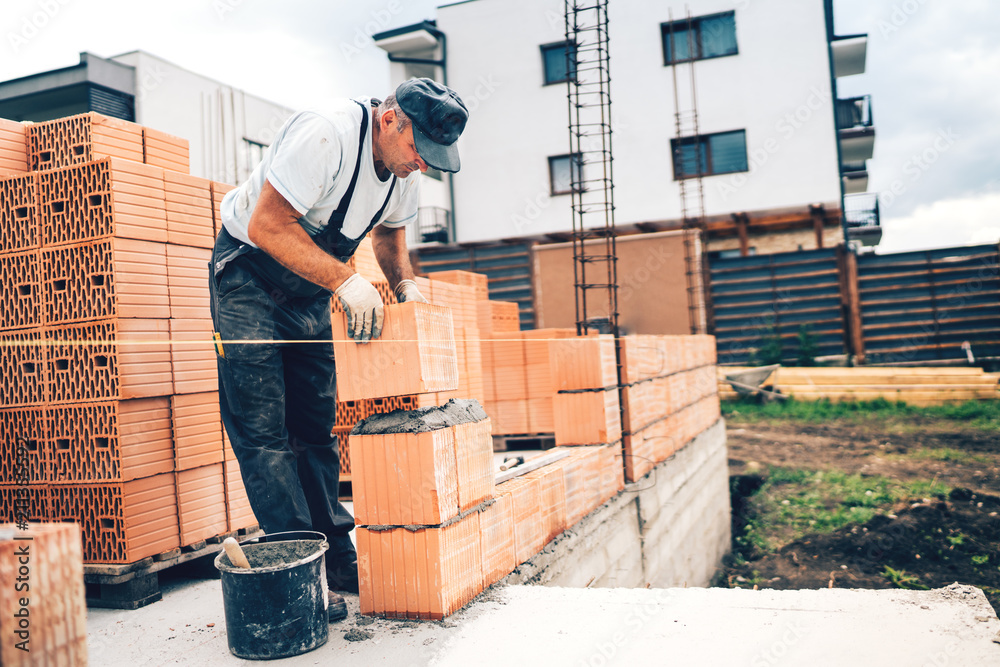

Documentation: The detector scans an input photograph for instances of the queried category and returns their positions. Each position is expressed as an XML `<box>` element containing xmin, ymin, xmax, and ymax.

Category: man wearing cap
<box><xmin>209</xmin><ymin>78</ymin><xmax>468</xmax><ymax>622</ymax></box>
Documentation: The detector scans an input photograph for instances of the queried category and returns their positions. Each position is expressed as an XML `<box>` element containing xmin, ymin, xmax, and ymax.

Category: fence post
<box><xmin>836</xmin><ymin>245</ymin><xmax>865</xmax><ymax>365</ymax></box>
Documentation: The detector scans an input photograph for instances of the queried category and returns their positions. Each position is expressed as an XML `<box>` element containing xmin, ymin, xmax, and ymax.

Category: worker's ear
<box><xmin>379</xmin><ymin>108</ymin><xmax>396</xmax><ymax>131</ymax></box>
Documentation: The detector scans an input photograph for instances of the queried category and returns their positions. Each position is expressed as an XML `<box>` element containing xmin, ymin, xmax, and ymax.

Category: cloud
<box><xmin>877</xmin><ymin>190</ymin><xmax>1000</xmax><ymax>254</ymax></box>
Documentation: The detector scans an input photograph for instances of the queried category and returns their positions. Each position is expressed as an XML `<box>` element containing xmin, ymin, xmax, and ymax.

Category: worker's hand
<box><xmin>393</xmin><ymin>279</ymin><xmax>429</xmax><ymax>305</ymax></box>
<box><xmin>335</xmin><ymin>274</ymin><xmax>384</xmax><ymax>342</ymax></box>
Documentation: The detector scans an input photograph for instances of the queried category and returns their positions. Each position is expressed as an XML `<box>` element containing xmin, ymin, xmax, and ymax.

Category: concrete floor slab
<box><xmin>86</xmin><ymin>578</ymin><xmax>1000</xmax><ymax>666</ymax></box>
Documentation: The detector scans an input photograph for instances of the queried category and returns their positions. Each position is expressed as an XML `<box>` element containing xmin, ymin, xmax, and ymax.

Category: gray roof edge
<box><xmin>0</xmin><ymin>52</ymin><xmax>134</xmax><ymax>101</ymax></box>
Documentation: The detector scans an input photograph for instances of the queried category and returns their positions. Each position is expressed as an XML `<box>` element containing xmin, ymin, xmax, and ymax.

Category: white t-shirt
<box><xmin>221</xmin><ymin>97</ymin><xmax>419</xmax><ymax>246</ymax></box>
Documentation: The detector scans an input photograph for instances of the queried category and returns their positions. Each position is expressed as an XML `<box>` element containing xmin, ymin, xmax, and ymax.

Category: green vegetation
<box><xmin>732</xmin><ymin>465</ymin><xmax>950</xmax><ymax>562</ymax></box>
<box><xmin>749</xmin><ymin>319</ymin><xmax>784</xmax><ymax>367</ymax></box>
<box><xmin>722</xmin><ymin>397</ymin><xmax>1000</xmax><ymax>432</ymax></box>
<box><xmin>882</xmin><ymin>566</ymin><xmax>929</xmax><ymax>590</ymax></box>
<box><xmin>885</xmin><ymin>448</ymin><xmax>992</xmax><ymax>466</ymax></box>
<box><xmin>796</xmin><ymin>324</ymin><xmax>819</xmax><ymax>367</ymax></box>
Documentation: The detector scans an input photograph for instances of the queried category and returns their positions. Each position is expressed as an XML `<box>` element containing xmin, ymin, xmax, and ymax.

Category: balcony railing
<box><xmin>843</xmin><ymin>193</ymin><xmax>881</xmax><ymax>246</ymax></box>
<box><xmin>836</xmin><ymin>95</ymin><xmax>873</xmax><ymax>131</ymax></box>
<box><xmin>415</xmin><ymin>206</ymin><xmax>451</xmax><ymax>245</ymax></box>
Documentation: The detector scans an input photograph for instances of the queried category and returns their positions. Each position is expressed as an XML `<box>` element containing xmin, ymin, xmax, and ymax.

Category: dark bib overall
<box><xmin>217</xmin><ymin>99</ymin><xmax>396</xmax><ymax>299</ymax></box>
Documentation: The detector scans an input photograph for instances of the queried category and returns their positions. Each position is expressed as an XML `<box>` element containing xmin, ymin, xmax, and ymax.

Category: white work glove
<box><xmin>393</xmin><ymin>279</ymin><xmax>429</xmax><ymax>304</ymax></box>
<box><xmin>335</xmin><ymin>274</ymin><xmax>384</xmax><ymax>342</ymax></box>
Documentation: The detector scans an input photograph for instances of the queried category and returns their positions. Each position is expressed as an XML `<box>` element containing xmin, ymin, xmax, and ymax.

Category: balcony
<box><xmin>843</xmin><ymin>193</ymin><xmax>881</xmax><ymax>247</ymax></box>
<box><xmin>412</xmin><ymin>206</ymin><xmax>452</xmax><ymax>246</ymax></box>
<box><xmin>837</xmin><ymin>95</ymin><xmax>875</xmax><ymax>162</ymax></box>
<box><xmin>831</xmin><ymin>34</ymin><xmax>867</xmax><ymax>78</ymax></box>
<box><xmin>841</xmin><ymin>160</ymin><xmax>868</xmax><ymax>195</ymax></box>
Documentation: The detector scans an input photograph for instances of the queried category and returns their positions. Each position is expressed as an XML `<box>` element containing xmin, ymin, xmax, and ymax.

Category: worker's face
<box><xmin>377</xmin><ymin>110</ymin><xmax>428</xmax><ymax>178</ymax></box>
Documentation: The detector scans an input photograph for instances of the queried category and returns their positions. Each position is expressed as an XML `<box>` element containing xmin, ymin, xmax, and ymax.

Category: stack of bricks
<box><xmin>350</xmin><ymin>400</ymin><xmax>494</xmax><ymax>619</ymax></box>
<box><xmin>479</xmin><ymin>300</ymin><xmax>530</xmax><ymax>434</ymax></box>
<box><xmin>619</xmin><ymin>334</ymin><xmax>721</xmax><ymax>482</ymax></box>
<box><xmin>0</xmin><ymin>111</ymin><xmax>255</xmax><ymax>563</ymax></box>
<box><xmin>550</xmin><ymin>335</ymin><xmax>623</xmax><ymax>446</ymax></box>
<box><xmin>0</xmin><ymin>523</ymin><xmax>88</xmax><ymax>665</ymax></box>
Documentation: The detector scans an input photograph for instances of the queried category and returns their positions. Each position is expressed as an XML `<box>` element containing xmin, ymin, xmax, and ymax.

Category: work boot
<box><xmin>327</xmin><ymin>560</ymin><xmax>359</xmax><ymax>594</ymax></box>
<box><xmin>328</xmin><ymin>590</ymin><xmax>348</xmax><ymax>623</ymax></box>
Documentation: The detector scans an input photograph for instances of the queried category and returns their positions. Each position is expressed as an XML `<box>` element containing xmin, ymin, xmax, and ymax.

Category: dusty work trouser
<box><xmin>209</xmin><ymin>230</ymin><xmax>356</xmax><ymax>566</ymax></box>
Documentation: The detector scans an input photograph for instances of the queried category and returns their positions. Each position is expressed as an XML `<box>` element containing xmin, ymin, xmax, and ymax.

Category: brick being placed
<box><xmin>46</xmin><ymin>399</ymin><xmax>174</xmax><ymax>483</ymax></box>
<box><xmin>0</xmin><ymin>172</ymin><xmax>40</xmax><ymax>253</ymax></box>
<box><xmin>0</xmin><ymin>249</ymin><xmax>41</xmax><ymax>331</ymax></box>
<box><xmin>164</xmin><ymin>172</ymin><xmax>213</xmax><ymax>247</ymax></box>
<box><xmin>47</xmin><ymin>473</ymin><xmax>180</xmax><ymax>563</ymax></box>
<box><xmin>142</xmin><ymin>127</ymin><xmax>190</xmax><ymax>174</ymax></box>
<box><xmin>332</xmin><ymin>302</ymin><xmax>458</xmax><ymax>401</ymax></box>
<box><xmin>553</xmin><ymin>387</ymin><xmax>622</xmax><ymax>446</ymax></box>
<box><xmin>175</xmin><ymin>462</ymin><xmax>228</xmax><ymax>546</ymax></box>
<box><xmin>26</xmin><ymin>112</ymin><xmax>143</xmax><ymax>171</ymax></box>
<box><xmin>41</xmin><ymin>238</ymin><xmax>170</xmax><ymax>325</ymax></box>
<box><xmin>0</xmin><ymin>522</ymin><xmax>88</xmax><ymax>667</ymax></box>
<box><xmin>479</xmin><ymin>492</ymin><xmax>516</xmax><ymax>587</ymax></box>
<box><xmin>171</xmin><ymin>392</ymin><xmax>223</xmax><ymax>471</ymax></box>
<box><xmin>45</xmin><ymin>319</ymin><xmax>173</xmax><ymax>403</ymax></box>
<box><xmin>0</xmin><ymin>407</ymin><xmax>45</xmax><ymax>484</ymax></box>
<box><xmin>0</xmin><ymin>328</ymin><xmax>45</xmax><ymax>407</ymax></box>
<box><xmin>37</xmin><ymin>157</ymin><xmax>166</xmax><ymax>246</ymax></box>
<box><xmin>0</xmin><ymin>117</ymin><xmax>28</xmax><ymax>175</ymax></box>
<box><xmin>356</xmin><ymin>510</ymin><xmax>483</xmax><ymax>620</ymax></box>
<box><xmin>349</xmin><ymin>399</ymin><xmax>492</xmax><ymax>526</ymax></box>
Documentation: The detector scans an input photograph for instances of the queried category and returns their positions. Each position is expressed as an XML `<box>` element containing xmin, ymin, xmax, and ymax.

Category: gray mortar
<box><xmin>216</xmin><ymin>540</ymin><xmax>325</xmax><ymax>572</ymax></box>
<box><xmin>351</xmin><ymin>398</ymin><xmax>488</xmax><ymax>435</ymax></box>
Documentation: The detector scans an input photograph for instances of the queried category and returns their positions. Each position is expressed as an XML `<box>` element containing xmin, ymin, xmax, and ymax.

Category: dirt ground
<box><xmin>722</xmin><ymin>418</ymin><xmax>1000</xmax><ymax>614</ymax></box>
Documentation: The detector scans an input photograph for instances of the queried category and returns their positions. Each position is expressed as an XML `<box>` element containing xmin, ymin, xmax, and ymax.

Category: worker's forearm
<box><xmin>250</xmin><ymin>221</ymin><xmax>355</xmax><ymax>292</ymax></box>
<box><xmin>372</xmin><ymin>226</ymin><xmax>415</xmax><ymax>289</ymax></box>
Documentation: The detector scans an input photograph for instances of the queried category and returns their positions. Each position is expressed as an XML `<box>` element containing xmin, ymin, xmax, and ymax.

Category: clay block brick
<box><xmin>333</xmin><ymin>302</ymin><xmax>458</xmax><ymax>400</ymax></box>
<box><xmin>598</xmin><ymin>443</ymin><xmax>625</xmax><ymax>501</ymax></box>
<box><xmin>453</xmin><ymin>418</ymin><xmax>494</xmax><ymax>511</ymax></box>
<box><xmin>559</xmin><ymin>447</ymin><xmax>603</xmax><ymax>526</ymax></box>
<box><xmin>164</xmin><ymin>172</ymin><xmax>213</xmax><ymax>247</ymax></box>
<box><xmin>166</xmin><ymin>244</ymin><xmax>211</xmax><ymax>319</ymax></box>
<box><xmin>0</xmin><ymin>117</ymin><xmax>28</xmax><ymax>175</ymax></box>
<box><xmin>490</xmin><ymin>399</ymin><xmax>529</xmax><ymax>435</ymax></box>
<box><xmin>47</xmin><ymin>399</ymin><xmax>173</xmax><ymax>483</ymax></box>
<box><xmin>38</xmin><ymin>157</ymin><xmax>166</xmax><ymax>247</ymax></box>
<box><xmin>550</xmin><ymin>335</ymin><xmax>618</xmax><ymax>392</ymax></box>
<box><xmin>489</xmin><ymin>301</ymin><xmax>520</xmax><ymax>333</ymax></box>
<box><xmin>26</xmin><ymin>113</ymin><xmax>143</xmax><ymax>171</ymax></box>
<box><xmin>496</xmin><ymin>475</ymin><xmax>545</xmax><ymax>564</ymax></box>
<box><xmin>0</xmin><ymin>328</ymin><xmax>45</xmax><ymax>406</ymax></box>
<box><xmin>176</xmin><ymin>463</ymin><xmax>228</xmax><ymax>546</ymax></box>
<box><xmin>0</xmin><ymin>522</ymin><xmax>89</xmax><ymax>666</ymax></box>
<box><xmin>224</xmin><ymin>457</ymin><xmax>257</xmax><ymax>532</ymax></box>
<box><xmin>350</xmin><ymin>429</ymin><xmax>460</xmax><ymax>526</ymax></box>
<box><xmin>210</xmin><ymin>181</ymin><xmax>235</xmax><ymax>236</ymax></box>
<box><xmin>357</xmin><ymin>510</ymin><xmax>483</xmax><ymax>619</ymax></box>
<box><xmin>554</xmin><ymin>388</ymin><xmax>622</xmax><ymax>445</ymax></box>
<box><xmin>45</xmin><ymin>319</ymin><xmax>173</xmax><ymax>403</ymax></box>
<box><xmin>0</xmin><ymin>484</ymin><xmax>49</xmax><ymax>523</ymax></box>
<box><xmin>0</xmin><ymin>172</ymin><xmax>39</xmax><ymax>252</ymax></box>
<box><xmin>42</xmin><ymin>238</ymin><xmax>169</xmax><ymax>325</ymax></box>
<box><xmin>348</xmin><ymin>235</ymin><xmax>387</xmax><ymax>283</ymax></box>
<box><xmin>170</xmin><ymin>317</ymin><xmax>217</xmax><ymax>394</ymax></box>
<box><xmin>524</xmin><ymin>465</ymin><xmax>567</xmax><ymax>544</ymax></box>
<box><xmin>143</xmin><ymin>127</ymin><xmax>190</xmax><ymax>174</ymax></box>
<box><xmin>426</xmin><ymin>270</ymin><xmax>489</xmax><ymax>301</ymax></box>
<box><xmin>0</xmin><ymin>249</ymin><xmax>41</xmax><ymax>331</ymax></box>
<box><xmin>0</xmin><ymin>407</ymin><xmax>46</xmax><ymax>483</ymax></box>
<box><xmin>479</xmin><ymin>493</ymin><xmax>516</xmax><ymax>587</ymax></box>
<box><xmin>171</xmin><ymin>392</ymin><xmax>223</xmax><ymax>471</ymax></box>
<box><xmin>48</xmin><ymin>474</ymin><xmax>179</xmax><ymax>563</ymax></box>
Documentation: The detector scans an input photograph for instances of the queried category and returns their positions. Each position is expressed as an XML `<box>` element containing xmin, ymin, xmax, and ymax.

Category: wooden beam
<box><xmin>810</xmin><ymin>204</ymin><xmax>826</xmax><ymax>249</ymax></box>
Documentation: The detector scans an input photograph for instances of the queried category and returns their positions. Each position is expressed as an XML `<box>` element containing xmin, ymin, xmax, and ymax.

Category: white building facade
<box><xmin>377</xmin><ymin>0</ymin><xmax>875</xmax><ymax>251</ymax></box>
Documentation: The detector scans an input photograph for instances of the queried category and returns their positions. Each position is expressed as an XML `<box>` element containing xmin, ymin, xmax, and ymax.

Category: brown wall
<box><xmin>533</xmin><ymin>230</ymin><xmax>700</xmax><ymax>335</ymax></box>
<box><xmin>709</xmin><ymin>226</ymin><xmax>845</xmax><ymax>256</ymax></box>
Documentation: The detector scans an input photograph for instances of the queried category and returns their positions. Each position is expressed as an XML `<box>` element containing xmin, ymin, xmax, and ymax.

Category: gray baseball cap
<box><xmin>395</xmin><ymin>78</ymin><xmax>469</xmax><ymax>173</ymax></box>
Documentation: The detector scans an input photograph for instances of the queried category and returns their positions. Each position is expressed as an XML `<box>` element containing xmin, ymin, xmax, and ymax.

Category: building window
<box><xmin>661</xmin><ymin>12</ymin><xmax>738</xmax><ymax>64</ymax></box>
<box><xmin>541</xmin><ymin>41</ymin><xmax>577</xmax><ymax>85</ymax></box>
<box><xmin>549</xmin><ymin>154</ymin><xmax>584</xmax><ymax>195</ymax></box>
<box><xmin>244</xmin><ymin>138</ymin><xmax>268</xmax><ymax>169</ymax></box>
<box><xmin>671</xmin><ymin>130</ymin><xmax>748</xmax><ymax>179</ymax></box>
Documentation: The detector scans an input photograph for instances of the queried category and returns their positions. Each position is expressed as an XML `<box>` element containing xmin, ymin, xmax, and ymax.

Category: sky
<box><xmin>2</xmin><ymin>0</ymin><xmax>997</xmax><ymax>254</ymax></box>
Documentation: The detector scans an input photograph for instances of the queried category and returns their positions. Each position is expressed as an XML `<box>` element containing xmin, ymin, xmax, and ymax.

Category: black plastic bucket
<box><xmin>214</xmin><ymin>531</ymin><xmax>330</xmax><ymax>660</ymax></box>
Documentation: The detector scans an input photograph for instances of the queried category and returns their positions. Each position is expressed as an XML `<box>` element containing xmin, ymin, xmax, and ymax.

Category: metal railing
<box><xmin>843</xmin><ymin>192</ymin><xmax>880</xmax><ymax>229</ymax></box>
<box><xmin>415</xmin><ymin>206</ymin><xmax>451</xmax><ymax>244</ymax></box>
<box><xmin>835</xmin><ymin>95</ymin><xmax>873</xmax><ymax>130</ymax></box>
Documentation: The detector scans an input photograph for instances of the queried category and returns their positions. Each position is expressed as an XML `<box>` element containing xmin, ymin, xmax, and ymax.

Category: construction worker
<box><xmin>209</xmin><ymin>78</ymin><xmax>469</xmax><ymax>621</ymax></box>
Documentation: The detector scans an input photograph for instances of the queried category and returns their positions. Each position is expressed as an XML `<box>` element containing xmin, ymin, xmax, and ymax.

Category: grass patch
<box><xmin>722</xmin><ymin>397</ymin><xmax>1000</xmax><ymax>432</ymax></box>
<box><xmin>884</xmin><ymin>447</ymin><xmax>992</xmax><ymax>465</ymax></box>
<box><xmin>733</xmin><ymin>466</ymin><xmax>950</xmax><ymax>561</ymax></box>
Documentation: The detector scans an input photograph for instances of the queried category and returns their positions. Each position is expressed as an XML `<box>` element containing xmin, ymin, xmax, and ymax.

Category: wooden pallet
<box><xmin>82</xmin><ymin>526</ymin><xmax>261</xmax><ymax>610</ymax></box>
<box><xmin>492</xmin><ymin>433</ymin><xmax>556</xmax><ymax>451</ymax></box>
